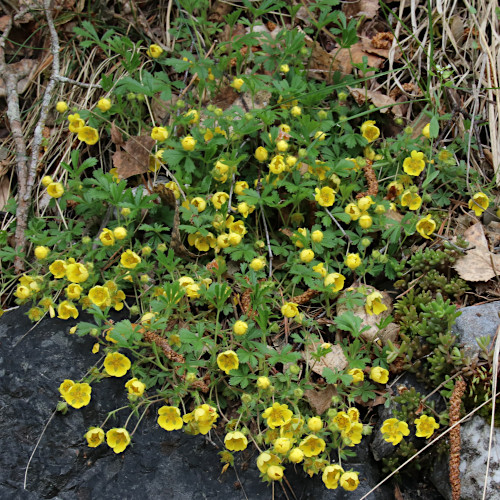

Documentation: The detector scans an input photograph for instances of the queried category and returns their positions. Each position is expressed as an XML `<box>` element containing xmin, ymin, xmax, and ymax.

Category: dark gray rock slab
<box><xmin>0</xmin><ymin>307</ymin><xmax>392</xmax><ymax>500</ymax></box>
<box><xmin>452</xmin><ymin>302</ymin><xmax>500</xmax><ymax>358</ymax></box>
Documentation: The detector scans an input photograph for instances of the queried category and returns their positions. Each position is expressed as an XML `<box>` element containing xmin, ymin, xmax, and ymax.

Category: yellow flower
<box><xmin>57</xmin><ymin>301</ymin><xmax>78</xmax><ymax>320</ymax></box>
<box><xmin>231</xmin><ymin>77</ymin><xmax>244</xmax><ymax>91</ymax></box>
<box><xmin>415</xmin><ymin>415</ymin><xmax>439</xmax><ymax>438</ymax></box>
<box><xmin>187</xmin><ymin>403</ymin><xmax>219</xmax><ymax>434</ymax></box>
<box><xmin>250</xmin><ymin>257</ymin><xmax>265</xmax><ymax>271</ymax></box>
<box><xmin>299</xmin><ymin>434</ymin><xmax>326</xmax><ymax>457</ymax></box>
<box><xmin>300</xmin><ymin>249</ymin><xmax>314</xmax><ymax>263</ymax></box>
<box><xmin>281</xmin><ymin>302</ymin><xmax>299</xmax><ymax>318</ymax></box>
<box><xmin>345</xmin><ymin>203</ymin><xmax>361</xmax><ymax>221</ymax></box>
<box><xmin>422</xmin><ymin>123</ymin><xmax>431</xmax><ymax>139</ymax></box>
<box><xmin>262</xmin><ymin>403</ymin><xmax>293</xmax><ymax>429</ymax></box>
<box><xmin>187</xmin><ymin>232</ymin><xmax>216</xmax><ymax>252</ymax></box>
<box><xmin>332</xmin><ymin>412</ymin><xmax>351</xmax><ymax>432</ymax></box>
<box><xmin>348</xmin><ymin>368</ymin><xmax>364</xmax><ymax>384</ymax></box>
<box><xmin>78</xmin><ymin>126</ymin><xmax>99</xmax><ymax>145</ymax></box>
<box><xmin>125</xmin><ymin>377</ymin><xmax>146</xmax><ymax>397</ymax></box>
<box><xmin>185</xmin><ymin>109</ymin><xmax>199</xmax><ymax>124</ymax></box>
<box><xmin>181</xmin><ymin>135</ymin><xmax>196</xmax><ymax>151</ymax></box>
<box><xmin>365</xmin><ymin>291</ymin><xmax>388</xmax><ymax>315</ymax></box>
<box><xmin>237</xmin><ymin>202</ymin><xmax>254</xmax><ymax>218</ymax></box>
<box><xmin>106</xmin><ymin>428</ymin><xmax>131</xmax><ymax>453</ymax></box>
<box><xmin>311</xmin><ymin>230</ymin><xmax>323</xmax><ymax>243</ymax></box>
<box><xmin>315</xmin><ymin>186</ymin><xmax>335</xmax><ymax>207</ymax></box>
<box><xmin>269</xmin><ymin>155</ymin><xmax>285</xmax><ymax>174</ymax></box>
<box><xmin>313</xmin><ymin>262</ymin><xmax>327</xmax><ymax>278</ymax></box>
<box><xmin>257</xmin><ymin>452</ymin><xmax>280</xmax><ymax>475</ymax></box>
<box><xmin>345</xmin><ymin>253</ymin><xmax>361</xmax><ymax>270</ymax></box>
<box><xmin>360</xmin><ymin>120</ymin><xmax>380</xmax><ymax>142</ymax></box>
<box><xmin>291</xmin><ymin>105</ymin><xmax>301</xmax><ymax>117</ymax></box>
<box><xmin>340</xmin><ymin>471</ymin><xmax>359</xmax><ymax>491</ymax></box>
<box><xmin>288</xmin><ymin>447</ymin><xmax>304</xmax><ymax>463</ymax></box>
<box><xmin>92</xmin><ymin>343</ymin><xmax>100</xmax><ymax>354</ymax></box>
<box><xmin>56</xmin><ymin>101</ymin><xmax>68</xmax><ymax>113</ymax></box>
<box><xmin>276</xmin><ymin>139</ymin><xmax>288</xmax><ymax>152</ymax></box>
<box><xmin>120</xmin><ymin>249</ymin><xmax>141</xmax><ymax>269</ymax></box>
<box><xmin>234</xmin><ymin>181</ymin><xmax>249</xmax><ymax>195</ymax></box>
<box><xmin>65</xmin><ymin>262</ymin><xmax>89</xmax><ymax>283</ymax></box>
<box><xmin>403</xmin><ymin>150</ymin><xmax>426</xmax><ymax>176</ymax></box>
<box><xmin>158</xmin><ymin>406</ymin><xmax>183</xmax><ymax>431</ymax></box>
<box><xmin>314</xmin><ymin>130</ymin><xmax>326</xmax><ymax>141</ymax></box>
<box><xmin>212</xmin><ymin>192</ymin><xmax>229</xmax><ymax>209</ymax></box>
<box><xmin>357</xmin><ymin>196</ymin><xmax>374</xmax><ymax>212</ymax></box>
<box><xmin>15</xmin><ymin>285</ymin><xmax>31</xmax><ymax>300</ymax></box>
<box><xmin>347</xmin><ymin>407</ymin><xmax>360</xmax><ymax>423</ymax></box>
<box><xmin>255</xmin><ymin>147</ymin><xmax>268</xmax><ymax>162</ymax></box>
<box><xmin>99</xmin><ymin>228</ymin><xmax>115</xmax><ymax>246</ymax></box>
<box><xmin>151</xmin><ymin>126</ymin><xmax>169</xmax><ymax>141</ymax></box>
<box><xmin>322</xmin><ymin>464</ymin><xmax>344</xmax><ymax>489</ymax></box>
<box><xmin>41</xmin><ymin>175</ymin><xmax>53</xmax><ymax>187</ymax></box>
<box><xmin>307</xmin><ymin>417</ymin><xmax>323</xmax><ymax>432</ymax></box>
<box><xmin>370</xmin><ymin>366</ymin><xmax>389</xmax><ymax>384</ymax></box>
<box><xmin>343</xmin><ymin>422</ymin><xmax>363</xmax><ymax>446</ymax></box>
<box><xmin>217</xmin><ymin>350</ymin><xmax>239</xmax><ymax>374</ymax></box>
<box><xmin>104</xmin><ymin>352</ymin><xmax>131</xmax><ymax>377</ymax></box>
<box><xmin>416</xmin><ymin>214</ymin><xmax>436</xmax><ymax>239</ymax></box>
<box><xmin>68</xmin><ymin>114</ymin><xmax>85</xmax><ymax>132</ymax></box>
<box><xmin>274</xmin><ymin>437</ymin><xmax>292</xmax><ymax>454</ymax></box>
<box><xmin>233</xmin><ymin>320</ymin><xmax>248</xmax><ymax>336</ymax></box>
<box><xmin>34</xmin><ymin>246</ymin><xmax>50</xmax><ymax>260</ymax></box>
<box><xmin>257</xmin><ymin>376</ymin><xmax>271</xmax><ymax>390</ymax></box>
<box><xmin>286</xmin><ymin>155</ymin><xmax>297</xmax><ymax>168</ymax></box>
<box><xmin>225</xmin><ymin>431</ymin><xmax>248</xmax><ymax>451</ymax></box>
<box><xmin>97</xmin><ymin>98</ymin><xmax>111</xmax><ymax>112</ymax></box>
<box><xmin>190</xmin><ymin>197</ymin><xmax>206</xmax><ymax>213</ymax></box>
<box><xmin>468</xmin><ymin>192</ymin><xmax>489</xmax><ymax>216</ymax></box>
<box><xmin>64</xmin><ymin>382</ymin><xmax>92</xmax><ymax>409</ymax></box>
<box><xmin>401</xmin><ymin>190</ymin><xmax>422</xmax><ymax>210</ymax></box>
<box><xmin>280</xmin><ymin>64</ymin><xmax>290</xmax><ymax>73</ymax></box>
<box><xmin>88</xmin><ymin>286</ymin><xmax>111</xmax><ymax>307</ymax></box>
<box><xmin>113</xmin><ymin>227</ymin><xmax>127</xmax><ymax>240</ymax></box>
<box><xmin>85</xmin><ymin>427</ymin><xmax>105</xmax><ymax>447</ymax></box>
<box><xmin>324</xmin><ymin>273</ymin><xmax>345</xmax><ymax>293</ymax></box>
<box><xmin>59</xmin><ymin>379</ymin><xmax>74</xmax><ymax>399</ymax></box>
<box><xmin>147</xmin><ymin>44</ymin><xmax>163</xmax><ymax>58</ymax></box>
<box><xmin>47</xmin><ymin>182</ymin><xmax>64</xmax><ymax>198</ymax></box>
<box><xmin>380</xmin><ymin>418</ymin><xmax>410</xmax><ymax>445</ymax></box>
<box><xmin>267</xmin><ymin>465</ymin><xmax>284</xmax><ymax>481</ymax></box>
<box><xmin>359</xmin><ymin>214</ymin><xmax>373</xmax><ymax>229</ymax></box>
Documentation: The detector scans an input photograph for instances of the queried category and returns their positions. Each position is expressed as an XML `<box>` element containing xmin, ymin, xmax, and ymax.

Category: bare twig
<box><xmin>260</xmin><ymin>208</ymin><xmax>273</xmax><ymax>278</ymax></box>
<box><xmin>54</xmin><ymin>75</ymin><xmax>102</xmax><ymax>89</ymax></box>
<box><xmin>325</xmin><ymin>208</ymin><xmax>352</xmax><ymax>243</ymax></box>
<box><xmin>9</xmin><ymin>0</ymin><xmax>62</xmax><ymax>272</ymax></box>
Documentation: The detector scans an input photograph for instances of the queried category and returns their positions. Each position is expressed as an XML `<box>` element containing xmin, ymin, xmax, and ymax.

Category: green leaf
<box><xmin>429</xmin><ymin>116</ymin><xmax>440</xmax><ymax>138</ymax></box>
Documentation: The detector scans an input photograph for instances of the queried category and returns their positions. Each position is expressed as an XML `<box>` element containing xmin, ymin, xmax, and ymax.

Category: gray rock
<box><xmin>0</xmin><ymin>307</ymin><xmax>393</xmax><ymax>499</ymax></box>
<box><xmin>431</xmin><ymin>416</ymin><xmax>500</xmax><ymax>500</ymax></box>
<box><xmin>452</xmin><ymin>302</ymin><xmax>500</xmax><ymax>358</ymax></box>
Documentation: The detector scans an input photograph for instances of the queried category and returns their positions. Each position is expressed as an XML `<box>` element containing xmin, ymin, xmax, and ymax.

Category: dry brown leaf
<box><xmin>343</xmin><ymin>0</ymin><xmax>379</xmax><ymax>20</ymax></box>
<box><xmin>0</xmin><ymin>59</ymin><xmax>38</xmax><ymax>97</ymax></box>
<box><xmin>0</xmin><ymin>175</ymin><xmax>10</xmax><ymax>211</ymax></box>
<box><xmin>301</xmin><ymin>30</ymin><xmax>390</xmax><ymax>80</ymax></box>
<box><xmin>110</xmin><ymin>122</ymin><xmax>124</xmax><ymax>146</ymax></box>
<box><xmin>112</xmin><ymin>135</ymin><xmax>154</xmax><ymax>179</ymax></box>
<box><xmin>348</xmin><ymin>87</ymin><xmax>403</xmax><ymax>116</ymax></box>
<box><xmin>0</xmin><ymin>15</ymin><xmax>10</xmax><ymax>31</ymax></box>
<box><xmin>208</xmin><ymin>0</ymin><xmax>233</xmax><ymax>22</ymax></box>
<box><xmin>303</xmin><ymin>342</ymin><xmax>347</xmax><ymax>376</ymax></box>
<box><xmin>453</xmin><ymin>223</ymin><xmax>500</xmax><ymax>281</ymax></box>
<box><xmin>336</xmin><ymin>286</ymin><xmax>394</xmax><ymax>343</ymax></box>
<box><xmin>304</xmin><ymin>385</ymin><xmax>337</xmax><ymax>415</ymax></box>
